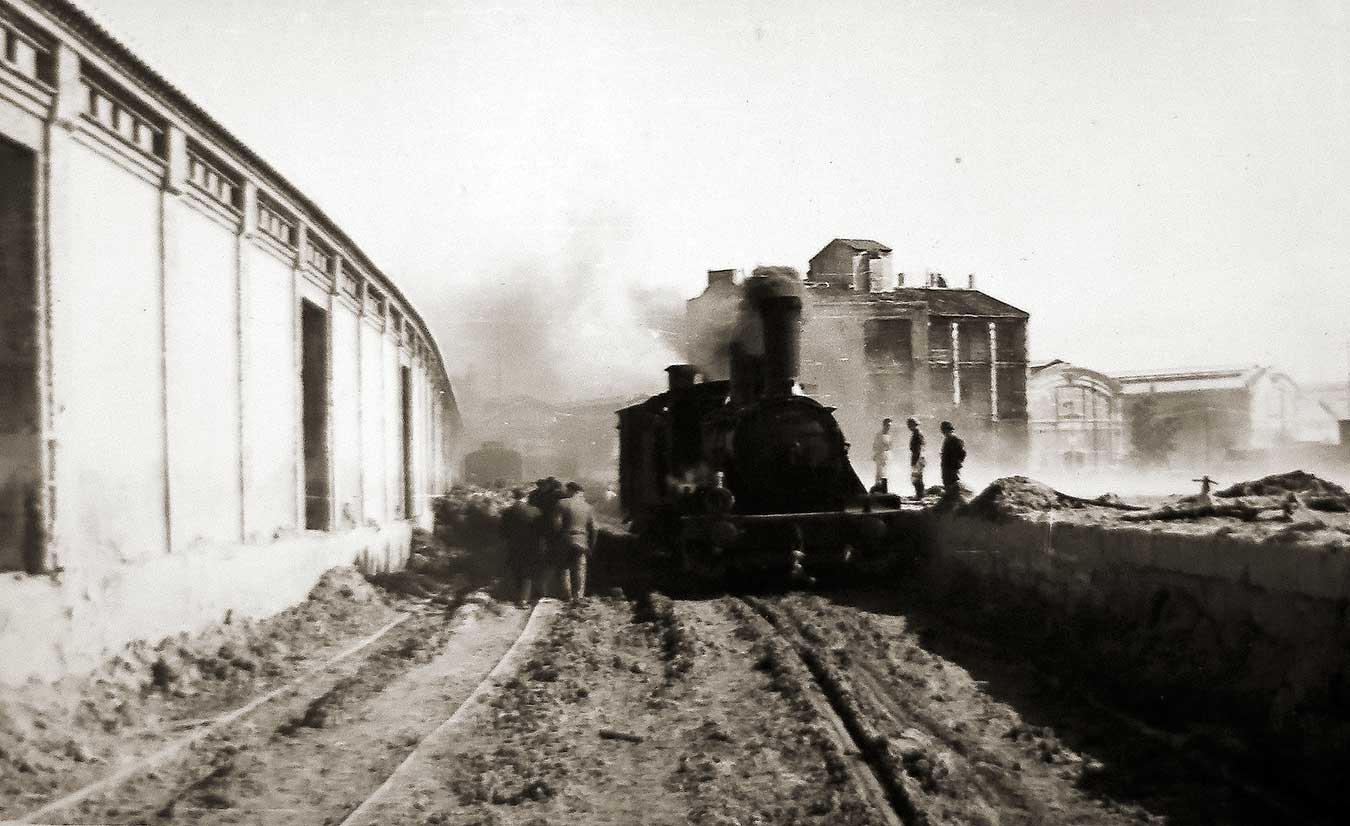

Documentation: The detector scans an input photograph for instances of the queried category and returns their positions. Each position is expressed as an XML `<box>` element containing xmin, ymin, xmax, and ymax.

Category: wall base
<box><xmin>914</xmin><ymin>512</ymin><xmax>1350</xmax><ymax>806</ymax></box>
<box><xmin>0</xmin><ymin>523</ymin><xmax>413</xmax><ymax>687</ymax></box>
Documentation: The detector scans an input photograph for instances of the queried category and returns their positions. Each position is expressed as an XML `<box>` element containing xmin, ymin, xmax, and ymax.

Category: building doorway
<box><xmin>300</xmin><ymin>300</ymin><xmax>330</xmax><ymax>530</ymax></box>
<box><xmin>400</xmin><ymin>366</ymin><xmax>413</xmax><ymax>519</ymax></box>
<box><xmin>0</xmin><ymin>138</ymin><xmax>40</xmax><ymax>572</ymax></box>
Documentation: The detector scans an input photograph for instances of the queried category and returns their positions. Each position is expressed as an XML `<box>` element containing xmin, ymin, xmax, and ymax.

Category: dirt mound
<box><xmin>0</xmin><ymin>565</ymin><xmax>397</xmax><ymax>817</ymax></box>
<box><xmin>308</xmin><ymin>566</ymin><xmax>381</xmax><ymax>604</ymax></box>
<box><xmin>1215</xmin><ymin>471</ymin><xmax>1350</xmax><ymax>511</ymax></box>
<box><xmin>962</xmin><ymin>476</ymin><xmax>1081</xmax><ymax>519</ymax></box>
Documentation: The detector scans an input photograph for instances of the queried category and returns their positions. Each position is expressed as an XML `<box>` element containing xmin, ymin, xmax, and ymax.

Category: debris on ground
<box><xmin>962</xmin><ymin>476</ymin><xmax>1146</xmax><ymax>520</ymax></box>
<box><xmin>1119</xmin><ymin>500</ymin><xmax>1268</xmax><ymax>523</ymax></box>
<box><xmin>0</xmin><ymin>565</ymin><xmax>408</xmax><ymax>818</ymax></box>
<box><xmin>1215</xmin><ymin>470</ymin><xmax>1350</xmax><ymax>512</ymax></box>
<box><xmin>432</xmin><ymin>486</ymin><xmax>513</xmax><ymax>547</ymax></box>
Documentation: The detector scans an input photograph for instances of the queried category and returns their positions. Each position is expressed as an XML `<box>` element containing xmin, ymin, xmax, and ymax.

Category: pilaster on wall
<box><xmin>950</xmin><ymin>321</ymin><xmax>961</xmax><ymax>406</ymax></box>
<box><xmin>48</xmin><ymin>42</ymin><xmax>79</xmax><ymax>130</ymax></box>
<box><xmin>162</xmin><ymin>123</ymin><xmax>186</xmax><ymax>195</ymax></box>
<box><xmin>239</xmin><ymin>179</ymin><xmax>258</xmax><ymax>236</ymax></box>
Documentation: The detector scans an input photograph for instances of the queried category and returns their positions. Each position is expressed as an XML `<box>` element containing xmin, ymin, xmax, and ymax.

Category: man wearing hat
<box><xmin>906</xmin><ymin>417</ymin><xmax>926</xmax><ymax>499</ymax></box>
<box><xmin>553</xmin><ymin>481</ymin><xmax>597</xmax><ymax>604</ymax></box>
<box><xmin>871</xmin><ymin>418</ymin><xmax>894</xmax><ymax>492</ymax></box>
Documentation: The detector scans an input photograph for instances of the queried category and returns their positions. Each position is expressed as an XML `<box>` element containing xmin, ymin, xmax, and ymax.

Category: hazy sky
<box><xmin>80</xmin><ymin>0</ymin><xmax>1349</xmax><ymax>398</ymax></box>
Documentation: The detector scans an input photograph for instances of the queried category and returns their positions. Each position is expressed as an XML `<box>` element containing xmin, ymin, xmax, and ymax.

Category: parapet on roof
<box><xmin>812</xmin><ymin>286</ymin><xmax>1028</xmax><ymax>318</ymax></box>
<box><xmin>1113</xmin><ymin>365</ymin><xmax>1277</xmax><ymax>394</ymax></box>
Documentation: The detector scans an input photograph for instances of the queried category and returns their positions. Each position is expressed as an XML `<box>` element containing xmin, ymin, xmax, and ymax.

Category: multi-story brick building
<box><xmin>686</xmin><ymin>239</ymin><xmax>1031</xmax><ymax>470</ymax></box>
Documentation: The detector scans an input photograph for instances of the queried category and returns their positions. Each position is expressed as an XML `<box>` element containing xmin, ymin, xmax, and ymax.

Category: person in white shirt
<box><xmin>871</xmin><ymin>418</ymin><xmax>893</xmax><ymax>492</ymax></box>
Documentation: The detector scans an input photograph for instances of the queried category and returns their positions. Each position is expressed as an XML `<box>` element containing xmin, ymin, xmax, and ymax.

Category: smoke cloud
<box><xmin>439</xmin><ymin>213</ymin><xmax>684</xmax><ymax>405</ymax></box>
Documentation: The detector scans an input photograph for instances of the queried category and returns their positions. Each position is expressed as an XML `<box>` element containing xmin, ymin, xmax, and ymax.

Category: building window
<box><xmin>1</xmin><ymin>15</ymin><xmax>53</xmax><ymax>85</ymax></box>
<box><xmin>863</xmin><ymin>318</ymin><xmax>913</xmax><ymax>370</ymax></box>
<box><xmin>257</xmin><ymin>196</ymin><xmax>297</xmax><ymax>247</ymax></box>
<box><xmin>305</xmin><ymin>238</ymin><xmax>334</xmax><ymax>275</ymax></box>
<box><xmin>81</xmin><ymin>70</ymin><xmax>165</xmax><ymax>158</ymax></box>
<box><xmin>186</xmin><ymin>144</ymin><xmax>242</xmax><ymax>210</ymax></box>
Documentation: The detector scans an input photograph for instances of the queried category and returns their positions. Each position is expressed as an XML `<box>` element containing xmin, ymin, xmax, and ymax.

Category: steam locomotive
<box><xmin>616</xmin><ymin>268</ymin><xmax>909</xmax><ymax>583</ymax></box>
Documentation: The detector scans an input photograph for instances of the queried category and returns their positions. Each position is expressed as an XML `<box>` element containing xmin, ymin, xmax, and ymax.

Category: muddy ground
<box><xmin>5</xmin><ymin>481</ymin><xmax>1344</xmax><ymax>825</ymax></box>
<box><xmin>7</xmin><ymin>582</ymin><xmax>1333</xmax><ymax>824</ymax></box>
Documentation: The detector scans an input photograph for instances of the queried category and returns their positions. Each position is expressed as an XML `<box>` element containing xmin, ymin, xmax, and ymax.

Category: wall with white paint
<box><xmin>0</xmin><ymin>0</ymin><xmax>459</xmax><ymax>685</ymax></box>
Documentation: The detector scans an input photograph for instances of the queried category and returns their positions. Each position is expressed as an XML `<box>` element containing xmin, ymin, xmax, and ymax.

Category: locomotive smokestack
<box><xmin>746</xmin><ymin>266</ymin><xmax>803</xmax><ymax>397</ymax></box>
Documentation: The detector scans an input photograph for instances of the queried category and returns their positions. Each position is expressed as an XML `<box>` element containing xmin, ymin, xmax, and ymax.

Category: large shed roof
<box><xmin>1112</xmin><ymin>366</ymin><xmax>1270</xmax><ymax>395</ymax></box>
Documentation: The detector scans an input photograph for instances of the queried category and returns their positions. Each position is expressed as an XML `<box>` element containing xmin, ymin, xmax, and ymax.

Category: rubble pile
<box><xmin>368</xmin><ymin>529</ymin><xmax>472</xmax><ymax>600</ymax></box>
<box><xmin>431</xmin><ymin>485</ymin><xmax>513</xmax><ymax>547</ymax></box>
<box><xmin>961</xmin><ymin>476</ymin><xmax>1093</xmax><ymax>519</ymax></box>
<box><xmin>1215</xmin><ymin>470</ymin><xmax>1350</xmax><ymax>512</ymax></box>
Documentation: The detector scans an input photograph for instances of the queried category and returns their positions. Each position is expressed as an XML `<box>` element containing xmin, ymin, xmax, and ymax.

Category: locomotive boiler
<box><xmin>616</xmin><ymin>268</ymin><xmax>908</xmax><ymax>583</ymax></box>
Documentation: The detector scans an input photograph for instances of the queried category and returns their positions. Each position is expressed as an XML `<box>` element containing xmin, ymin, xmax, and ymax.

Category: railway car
<box><xmin>617</xmin><ymin>268</ymin><xmax>910</xmax><ymax>583</ymax></box>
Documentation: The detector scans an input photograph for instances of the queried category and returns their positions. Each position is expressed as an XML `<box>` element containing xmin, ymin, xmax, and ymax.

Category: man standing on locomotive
<box><xmin>554</xmin><ymin>481</ymin><xmax>597</xmax><ymax>604</ymax></box>
<box><xmin>939</xmin><ymin>421</ymin><xmax>966</xmax><ymax>500</ymax></box>
<box><xmin>871</xmin><ymin>417</ymin><xmax>894</xmax><ymax>492</ymax></box>
<box><xmin>906</xmin><ymin>417</ymin><xmax>926</xmax><ymax>500</ymax></box>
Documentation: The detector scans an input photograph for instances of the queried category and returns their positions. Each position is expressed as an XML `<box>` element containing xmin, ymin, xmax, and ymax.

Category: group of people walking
<box><xmin>872</xmin><ymin>417</ymin><xmax>966</xmax><ymax>500</ymax></box>
<box><xmin>499</xmin><ymin>477</ymin><xmax>597</xmax><ymax>607</ymax></box>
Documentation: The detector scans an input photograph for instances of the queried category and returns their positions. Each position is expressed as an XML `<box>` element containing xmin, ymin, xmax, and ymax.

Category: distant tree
<box><xmin>1128</xmin><ymin>396</ymin><xmax>1180</xmax><ymax>466</ymax></box>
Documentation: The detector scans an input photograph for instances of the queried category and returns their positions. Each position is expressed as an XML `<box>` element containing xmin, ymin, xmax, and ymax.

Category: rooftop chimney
<box><xmin>967</xmin><ymin>273</ymin><xmax>976</xmax><ymax>290</ymax></box>
<box><xmin>665</xmin><ymin>364</ymin><xmax>697</xmax><ymax>392</ymax></box>
<box><xmin>707</xmin><ymin>269</ymin><xmax>737</xmax><ymax>288</ymax></box>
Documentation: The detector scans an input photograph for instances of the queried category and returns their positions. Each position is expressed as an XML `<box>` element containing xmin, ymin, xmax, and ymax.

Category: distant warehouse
<box><xmin>687</xmin><ymin>239</ymin><xmax>1031</xmax><ymax>467</ymax></box>
<box><xmin>0</xmin><ymin>0</ymin><xmax>459</xmax><ymax>684</ymax></box>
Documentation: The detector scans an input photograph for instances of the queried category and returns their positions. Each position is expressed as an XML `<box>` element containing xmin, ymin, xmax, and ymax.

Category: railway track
<box><xmin>18</xmin><ymin>599</ymin><xmax>556</xmax><ymax>826</ymax></box>
<box><xmin>14</xmin><ymin>612</ymin><xmax>413</xmax><ymax>825</ymax></box>
<box><xmin>734</xmin><ymin>596</ymin><xmax>910</xmax><ymax>826</ymax></box>
<box><xmin>336</xmin><ymin>600</ymin><xmax>555</xmax><ymax>826</ymax></box>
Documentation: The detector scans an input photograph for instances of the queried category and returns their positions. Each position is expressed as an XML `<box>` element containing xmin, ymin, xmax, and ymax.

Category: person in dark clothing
<box><xmin>939</xmin><ymin>421</ymin><xmax>965</xmax><ymax>500</ymax></box>
<box><xmin>906</xmin><ymin>417</ymin><xmax>926</xmax><ymax>499</ymax></box>
<box><xmin>499</xmin><ymin>488</ymin><xmax>543</xmax><ymax>608</ymax></box>
<box><xmin>553</xmin><ymin>481</ymin><xmax>597</xmax><ymax>604</ymax></box>
<box><xmin>526</xmin><ymin>477</ymin><xmax>564</xmax><ymax>596</ymax></box>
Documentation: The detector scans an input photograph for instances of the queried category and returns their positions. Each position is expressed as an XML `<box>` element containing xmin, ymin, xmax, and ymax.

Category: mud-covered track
<box><xmin>25</xmin><ymin>600</ymin><xmax>550</xmax><ymax>826</ymax></box>
<box><xmin>14</xmin><ymin>612</ymin><xmax>413</xmax><ymax>825</ymax></box>
<box><xmin>736</xmin><ymin>596</ymin><xmax>911</xmax><ymax>826</ymax></box>
<box><xmin>336</xmin><ymin>600</ymin><xmax>556</xmax><ymax>826</ymax></box>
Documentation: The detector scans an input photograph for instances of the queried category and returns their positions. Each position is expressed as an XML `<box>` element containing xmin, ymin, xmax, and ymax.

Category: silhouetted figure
<box><xmin>500</xmin><ymin>488</ymin><xmax>543</xmax><ymax>608</ymax></box>
<box><xmin>553</xmin><ymin>481</ymin><xmax>597</xmax><ymax>604</ymax></box>
<box><xmin>528</xmin><ymin>477</ymin><xmax>564</xmax><ymax>596</ymax></box>
<box><xmin>907</xmin><ymin>417</ymin><xmax>926</xmax><ymax>500</ymax></box>
<box><xmin>940</xmin><ymin>421</ymin><xmax>965</xmax><ymax>500</ymax></box>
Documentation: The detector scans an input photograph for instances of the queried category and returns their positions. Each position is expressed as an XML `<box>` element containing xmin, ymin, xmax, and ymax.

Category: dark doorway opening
<box><xmin>300</xmin><ymin>300</ymin><xmax>330</xmax><ymax>530</ymax></box>
<box><xmin>400</xmin><ymin>366</ymin><xmax>413</xmax><ymax>519</ymax></box>
<box><xmin>0</xmin><ymin>138</ymin><xmax>40</xmax><ymax>572</ymax></box>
